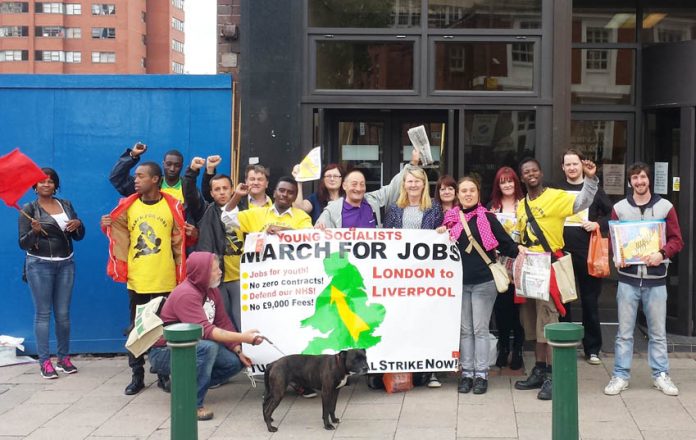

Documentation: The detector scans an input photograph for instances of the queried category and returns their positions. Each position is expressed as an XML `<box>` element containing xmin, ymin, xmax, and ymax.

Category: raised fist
<box><xmin>131</xmin><ymin>142</ymin><xmax>147</xmax><ymax>157</ymax></box>
<box><xmin>190</xmin><ymin>157</ymin><xmax>205</xmax><ymax>171</ymax></box>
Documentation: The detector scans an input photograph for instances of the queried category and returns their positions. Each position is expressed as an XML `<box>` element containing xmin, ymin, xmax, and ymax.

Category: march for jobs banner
<box><xmin>239</xmin><ymin>229</ymin><xmax>463</xmax><ymax>374</ymax></box>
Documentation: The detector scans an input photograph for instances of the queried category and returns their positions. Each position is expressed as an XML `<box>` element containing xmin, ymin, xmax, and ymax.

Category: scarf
<box><xmin>442</xmin><ymin>205</ymin><xmax>499</xmax><ymax>251</ymax></box>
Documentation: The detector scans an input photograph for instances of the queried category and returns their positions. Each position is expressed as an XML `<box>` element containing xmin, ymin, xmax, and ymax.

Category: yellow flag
<box><xmin>330</xmin><ymin>286</ymin><xmax>370</xmax><ymax>341</ymax></box>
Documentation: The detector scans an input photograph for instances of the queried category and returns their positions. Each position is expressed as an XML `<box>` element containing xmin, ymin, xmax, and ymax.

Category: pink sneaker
<box><xmin>40</xmin><ymin>360</ymin><xmax>58</xmax><ymax>379</ymax></box>
<box><xmin>56</xmin><ymin>356</ymin><xmax>78</xmax><ymax>374</ymax></box>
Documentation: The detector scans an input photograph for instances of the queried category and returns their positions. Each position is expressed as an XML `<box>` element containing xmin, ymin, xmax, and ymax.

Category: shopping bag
<box><xmin>552</xmin><ymin>253</ymin><xmax>577</xmax><ymax>304</ymax></box>
<box><xmin>588</xmin><ymin>229</ymin><xmax>610</xmax><ymax>278</ymax></box>
<box><xmin>383</xmin><ymin>373</ymin><xmax>414</xmax><ymax>394</ymax></box>
<box><xmin>125</xmin><ymin>296</ymin><xmax>166</xmax><ymax>357</ymax></box>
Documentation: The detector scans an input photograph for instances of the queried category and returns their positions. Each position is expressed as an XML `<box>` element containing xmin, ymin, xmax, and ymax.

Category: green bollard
<box><xmin>544</xmin><ymin>322</ymin><xmax>584</xmax><ymax>440</ymax></box>
<box><xmin>164</xmin><ymin>323</ymin><xmax>203</xmax><ymax>440</ymax></box>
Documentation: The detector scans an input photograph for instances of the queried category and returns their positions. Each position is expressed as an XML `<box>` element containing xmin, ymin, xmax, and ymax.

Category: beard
<box><xmin>209</xmin><ymin>279</ymin><xmax>221</xmax><ymax>289</ymax></box>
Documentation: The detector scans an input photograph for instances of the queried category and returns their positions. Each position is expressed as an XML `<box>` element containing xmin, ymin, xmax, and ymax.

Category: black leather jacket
<box><xmin>18</xmin><ymin>198</ymin><xmax>85</xmax><ymax>258</ymax></box>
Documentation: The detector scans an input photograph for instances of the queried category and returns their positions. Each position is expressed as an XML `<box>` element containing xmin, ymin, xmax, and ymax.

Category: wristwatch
<box><xmin>658</xmin><ymin>249</ymin><xmax>667</xmax><ymax>258</ymax></box>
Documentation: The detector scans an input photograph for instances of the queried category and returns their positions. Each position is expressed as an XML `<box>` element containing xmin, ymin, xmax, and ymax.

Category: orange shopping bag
<box><xmin>588</xmin><ymin>229</ymin><xmax>610</xmax><ymax>278</ymax></box>
<box><xmin>383</xmin><ymin>373</ymin><xmax>413</xmax><ymax>394</ymax></box>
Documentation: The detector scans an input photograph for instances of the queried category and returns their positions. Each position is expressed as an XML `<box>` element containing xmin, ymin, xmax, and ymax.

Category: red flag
<box><xmin>0</xmin><ymin>149</ymin><xmax>48</xmax><ymax>209</ymax></box>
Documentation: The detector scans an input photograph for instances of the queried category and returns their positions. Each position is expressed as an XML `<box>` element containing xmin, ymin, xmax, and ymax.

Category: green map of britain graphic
<box><xmin>300</xmin><ymin>253</ymin><xmax>386</xmax><ymax>354</ymax></box>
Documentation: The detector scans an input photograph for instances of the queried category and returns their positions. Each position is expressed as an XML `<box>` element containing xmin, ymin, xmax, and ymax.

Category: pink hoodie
<box><xmin>155</xmin><ymin>251</ymin><xmax>240</xmax><ymax>352</ymax></box>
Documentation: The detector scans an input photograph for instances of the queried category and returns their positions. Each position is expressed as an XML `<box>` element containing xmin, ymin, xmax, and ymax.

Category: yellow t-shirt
<box><xmin>238</xmin><ymin>206</ymin><xmax>312</xmax><ymax>233</ymax></box>
<box><xmin>160</xmin><ymin>180</ymin><xmax>184</xmax><ymax>203</ymax></box>
<box><xmin>223</xmin><ymin>227</ymin><xmax>245</xmax><ymax>282</ymax></box>
<box><xmin>515</xmin><ymin>188</ymin><xmax>575</xmax><ymax>253</ymax></box>
<box><xmin>126</xmin><ymin>198</ymin><xmax>177</xmax><ymax>293</ymax></box>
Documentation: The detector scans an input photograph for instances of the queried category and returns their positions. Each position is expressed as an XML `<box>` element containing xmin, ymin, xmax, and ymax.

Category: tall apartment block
<box><xmin>0</xmin><ymin>0</ymin><xmax>185</xmax><ymax>73</ymax></box>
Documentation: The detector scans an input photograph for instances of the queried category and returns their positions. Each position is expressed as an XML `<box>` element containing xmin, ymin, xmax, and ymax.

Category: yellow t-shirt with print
<box><xmin>160</xmin><ymin>180</ymin><xmax>184</xmax><ymax>203</ymax></box>
<box><xmin>126</xmin><ymin>198</ymin><xmax>177</xmax><ymax>293</ymax></box>
<box><xmin>238</xmin><ymin>206</ymin><xmax>312</xmax><ymax>234</ymax></box>
<box><xmin>223</xmin><ymin>227</ymin><xmax>245</xmax><ymax>282</ymax></box>
<box><xmin>515</xmin><ymin>188</ymin><xmax>575</xmax><ymax>253</ymax></box>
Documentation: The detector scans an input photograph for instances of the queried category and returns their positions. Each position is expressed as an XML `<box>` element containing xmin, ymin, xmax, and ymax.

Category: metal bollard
<box><xmin>544</xmin><ymin>322</ymin><xmax>584</xmax><ymax>440</ymax></box>
<box><xmin>164</xmin><ymin>323</ymin><xmax>203</xmax><ymax>440</ymax></box>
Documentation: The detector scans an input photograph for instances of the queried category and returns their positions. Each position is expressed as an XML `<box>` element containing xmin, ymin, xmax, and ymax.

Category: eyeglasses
<box><xmin>324</xmin><ymin>174</ymin><xmax>342</xmax><ymax>180</ymax></box>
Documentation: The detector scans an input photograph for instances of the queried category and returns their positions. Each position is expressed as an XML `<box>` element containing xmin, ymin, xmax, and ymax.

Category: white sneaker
<box><xmin>653</xmin><ymin>372</ymin><xmax>679</xmax><ymax>396</ymax></box>
<box><xmin>604</xmin><ymin>376</ymin><xmax>629</xmax><ymax>395</ymax></box>
<box><xmin>427</xmin><ymin>374</ymin><xmax>442</xmax><ymax>388</ymax></box>
<box><xmin>587</xmin><ymin>354</ymin><xmax>601</xmax><ymax>365</ymax></box>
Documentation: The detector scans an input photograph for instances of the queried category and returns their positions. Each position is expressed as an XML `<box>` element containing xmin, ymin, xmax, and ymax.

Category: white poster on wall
<box><xmin>654</xmin><ymin>162</ymin><xmax>669</xmax><ymax>195</ymax></box>
<box><xmin>603</xmin><ymin>164</ymin><xmax>626</xmax><ymax>196</ymax></box>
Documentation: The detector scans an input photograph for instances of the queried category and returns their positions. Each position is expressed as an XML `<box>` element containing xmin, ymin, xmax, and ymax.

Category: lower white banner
<box><xmin>239</xmin><ymin>228</ymin><xmax>462</xmax><ymax>374</ymax></box>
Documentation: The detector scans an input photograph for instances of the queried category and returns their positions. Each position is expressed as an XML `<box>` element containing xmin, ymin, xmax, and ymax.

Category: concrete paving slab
<box><xmin>23</xmin><ymin>425</ymin><xmax>95</xmax><ymax>440</ymax></box>
<box><xmin>89</xmin><ymin>403</ymin><xmax>169</xmax><ymax>438</ymax></box>
<box><xmin>0</xmin><ymin>403</ymin><xmax>70</xmax><ymax>437</ymax></box>
<box><xmin>395</xmin><ymin>427</ymin><xmax>455</xmax><ymax>439</ymax></box>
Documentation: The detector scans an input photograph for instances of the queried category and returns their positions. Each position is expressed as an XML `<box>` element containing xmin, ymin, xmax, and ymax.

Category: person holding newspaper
<box><xmin>513</xmin><ymin>157</ymin><xmax>598</xmax><ymax>400</ymax></box>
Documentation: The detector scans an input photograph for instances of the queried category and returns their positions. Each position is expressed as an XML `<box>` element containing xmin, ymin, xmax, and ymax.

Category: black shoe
<box><xmin>473</xmin><ymin>377</ymin><xmax>488</xmax><ymax>395</ymax></box>
<box><xmin>157</xmin><ymin>374</ymin><xmax>171</xmax><ymax>393</ymax></box>
<box><xmin>514</xmin><ymin>366</ymin><xmax>545</xmax><ymax>390</ymax></box>
<box><xmin>537</xmin><ymin>378</ymin><xmax>552</xmax><ymax>400</ymax></box>
<box><xmin>509</xmin><ymin>349</ymin><xmax>524</xmax><ymax>370</ymax></box>
<box><xmin>458</xmin><ymin>377</ymin><xmax>474</xmax><ymax>394</ymax></box>
<box><xmin>495</xmin><ymin>348</ymin><xmax>510</xmax><ymax>368</ymax></box>
<box><xmin>125</xmin><ymin>374</ymin><xmax>145</xmax><ymax>395</ymax></box>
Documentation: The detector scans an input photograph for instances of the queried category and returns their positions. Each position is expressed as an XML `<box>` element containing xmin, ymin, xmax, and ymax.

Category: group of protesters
<box><xmin>18</xmin><ymin>141</ymin><xmax>683</xmax><ymax>420</ymax></box>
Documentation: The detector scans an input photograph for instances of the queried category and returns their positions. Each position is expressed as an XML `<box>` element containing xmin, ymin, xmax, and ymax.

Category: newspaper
<box><xmin>513</xmin><ymin>251</ymin><xmax>551</xmax><ymax>301</ymax></box>
<box><xmin>406</xmin><ymin>125</ymin><xmax>434</xmax><ymax>166</ymax></box>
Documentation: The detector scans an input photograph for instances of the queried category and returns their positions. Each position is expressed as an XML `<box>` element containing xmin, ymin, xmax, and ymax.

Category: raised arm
<box><xmin>108</xmin><ymin>142</ymin><xmax>146</xmax><ymax>197</ymax></box>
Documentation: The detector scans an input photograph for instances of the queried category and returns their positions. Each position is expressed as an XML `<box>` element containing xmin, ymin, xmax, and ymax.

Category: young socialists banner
<box><xmin>240</xmin><ymin>228</ymin><xmax>463</xmax><ymax>374</ymax></box>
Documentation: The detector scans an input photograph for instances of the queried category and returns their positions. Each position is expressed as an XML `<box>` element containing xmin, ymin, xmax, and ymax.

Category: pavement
<box><xmin>1</xmin><ymin>352</ymin><xmax>695</xmax><ymax>440</ymax></box>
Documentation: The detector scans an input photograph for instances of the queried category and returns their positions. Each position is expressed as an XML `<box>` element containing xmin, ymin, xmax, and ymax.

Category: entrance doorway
<box><xmin>323</xmin><ymin>110</ymin><xmax>450</xmax><ymax>194</ymax></box>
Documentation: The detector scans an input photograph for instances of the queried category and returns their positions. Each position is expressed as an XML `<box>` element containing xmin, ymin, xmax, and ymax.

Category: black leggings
<box><xmin>493</xmin><ymin>284</ymin><xmax>525</xmax><ymax>350</ymax></box>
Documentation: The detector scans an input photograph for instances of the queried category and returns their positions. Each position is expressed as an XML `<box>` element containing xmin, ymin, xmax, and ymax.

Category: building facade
<box><xmin>0</xmin><ymin>0</ymin><xmax>184</xmax><ymax>74</ymax></box>
<box><xmin>217</xmin><ymin>0</ymin><xmax>239</xmax><ymax>75</ymax></box>
<box><xmin>240</xmin><ymin>0</ymin><xmax>696</xmax><ymax>336</ymax></box>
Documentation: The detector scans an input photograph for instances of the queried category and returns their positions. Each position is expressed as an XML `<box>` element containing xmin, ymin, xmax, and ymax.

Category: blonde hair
<box><xmin>396</xmin><ymin>167</ymin><xmax>432</xmax><ymax>210</ymax></box>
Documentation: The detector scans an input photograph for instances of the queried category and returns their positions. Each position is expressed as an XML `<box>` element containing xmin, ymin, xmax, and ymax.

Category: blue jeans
<box><xmin>149</xmin><ymin>340</ymin><xmax>243</xmax><ymax>407</ymax></box>
<box><xmin>460</xmin><ymin>281</ymin><xmax>497</xmax><ymax>377</ymax></box>
<box><xmin>613</xmin><ymin>282</ymin><xmax>669</xmax><ymax>380</ymax></box>
<box><xmin>25</xmin><ymin>255</ymin><xmax>75</xmax><ymax>363</ymax></box>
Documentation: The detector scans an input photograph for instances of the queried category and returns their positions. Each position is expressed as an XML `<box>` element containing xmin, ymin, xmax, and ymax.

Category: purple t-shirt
<box><xmin>342</xmin><ymin>199</ymin><xmax>376</xmax><ymax>228</ymax></box>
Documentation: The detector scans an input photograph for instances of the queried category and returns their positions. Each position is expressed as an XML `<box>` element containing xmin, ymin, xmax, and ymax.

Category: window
<box><xmin>315</xmin><ymin>40</ymin><xmax>414</xmax><ymax>90</ymax></box>
<box><xmin>585</xmin><ymin>27</ymin><xmax>609</xmax><ymax>71</ymax></box>
<box><xmin>172</xmin><ymin>0</ymin><xmax>184</xmax><ymax>10</ymax></box>
<box><xmin>92</xmin><ymin>4</ymin><xmax>115</xmax><ymax>15</ymax></box>
<box><xmin>511</xmin><ymin>42</ymin><xmax>533</xmax><ymax>63</ymax></box>
<box><xmin>172</xmin><ymin>61</ymin><xmax>184</xmax><ymax>73</ymax></box>
<box><xmin>172</xmin><ymin>17</ymin><xmax>184</xmax><ymax>32</ymax></box>
<box><xmin>36</xmin><ymin>26</ymin><xmax>65</xmax><ymax>37</ymax></box>
<box><xmin>142</xmin><ymin>34</ymin><xmax>147</xmax><ymax>45</ymax></box>
<box><xmin>308</xmin><ymin>0</ymin><xmax>421</xmax><ymax>28</ymax></box>
<box><xmin>66</xmin><ymin>3</ymin><xmax>81</xmax><ymax>14</ymax></box>
<box><xmin>66</xmin><ymin>28</ymin><xmax>82</xmax><ymax>39</ymax></box>
<box><xmin>141</xmin><ymin>57</ymin><xmax>146</xmax><ymax>68</ymax></box>
<box><xmin>0</xmin><ymin>50</ymin><xmax>28</xmax><ymax>61</ymax></box>
<box><xmin>141</xmin><ymin>11</ymin><xmax>147</xmax><ymax>22</ymax></box>
<box><xmin>429</xmin><ymin>0</ymin><xmax>542</xmax><ymax>29</ymax></box>
<box><xmin>92</xmin><ymin>51</ymin><xmax>115</xmax><ymax>63</ymax></box>
<box><xmin>65</xmin><ymin>51</ymin><xmax>81</xmax><ymax>63</ymax></box>
<box><xmin>92</xmin><ymin>27</ymin><xmax>116</xmax><ymax>39</ymax></box>
<box><xmin>0</xmin><ymin>2</ymin><xmax>28</xmax><ymax>13</ymax></box>
<box><xmin>172</xmin><ymin>39</ymin><xmax>184</xmax><ymax>53</ymax></box>
<box><xmin>35</xmin><ymin>50</ymin><xmax>65</xmax><ymax>62</ymax></box>
<box><xmin>571</xmin><ymin>48</ymin><xmax>634</xmax><ymax>105</ymax></box>
<box><xmin>434</xmin><ymin>41</ymin><xmax>535</xmax><ymax>92</ymax></box>
<box><xmin>0</xmin><ymin>26</ymin><xmax>29</xmax><ymax>37</ymax></box>
<box><xmin>36</xmin><ymin>2</ymin><xmax>64</xmax><ymax>13</ymax></box>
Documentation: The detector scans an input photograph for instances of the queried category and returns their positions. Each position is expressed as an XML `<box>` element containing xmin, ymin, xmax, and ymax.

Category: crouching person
<box><xmin>149</xmin><ymin>251</ymin><xmax>264</xmax><ymax>421</ymax></box>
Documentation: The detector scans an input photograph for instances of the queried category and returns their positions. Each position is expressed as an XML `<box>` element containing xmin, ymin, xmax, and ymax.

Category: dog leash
<box><xmin>244</xmin><ymin>335</ymin><xmax>287</xmax><ymax>388</ymax></box>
